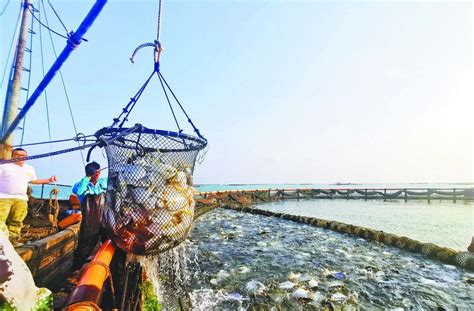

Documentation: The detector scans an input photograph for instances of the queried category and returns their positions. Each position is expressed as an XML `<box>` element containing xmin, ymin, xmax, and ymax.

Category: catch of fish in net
<box><xmin>99</xmin><ymin>126</ymin><xmax>206</xmax><ymax>255</ymax></box>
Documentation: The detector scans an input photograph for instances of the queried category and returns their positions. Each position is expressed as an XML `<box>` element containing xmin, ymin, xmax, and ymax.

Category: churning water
<box><xmin>182</xmin><ymin>208</ymin><xmax>473</xmax><ymax>310</ymax></box>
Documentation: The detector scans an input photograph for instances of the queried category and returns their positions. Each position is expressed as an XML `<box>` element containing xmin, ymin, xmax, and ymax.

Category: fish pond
<box><xmin>254</xmin><ymin>199</ymin><xmax>473</xmax><ymax>251</ymax></box>
<box><xmin>183</xmin><ymin>208</ymin><xmax>473</xmax><ymax>310</ymax></box>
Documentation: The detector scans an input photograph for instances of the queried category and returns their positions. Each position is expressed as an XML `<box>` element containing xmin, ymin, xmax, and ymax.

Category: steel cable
<box><xmin>41</xmin><ymin>0</ymin><xmax>85</xmax><ymax>165</ymax></box>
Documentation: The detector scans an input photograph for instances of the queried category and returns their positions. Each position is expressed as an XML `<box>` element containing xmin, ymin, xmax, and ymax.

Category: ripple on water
<box><xmin>186</xmin><ymin>209</ymin><xmax>474</xmax><ymax>310</ymax></box>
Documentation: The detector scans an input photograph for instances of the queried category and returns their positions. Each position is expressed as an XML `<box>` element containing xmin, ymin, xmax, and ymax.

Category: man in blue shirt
<box><xmin>72</xmin><ymin>161</ymin><xmax>107</xmax><ymax>204</ymax></box>
<box><xmin>72</xmin><ymin>161</ymin><xmax>108</xmax><ymax>270</ymax></box>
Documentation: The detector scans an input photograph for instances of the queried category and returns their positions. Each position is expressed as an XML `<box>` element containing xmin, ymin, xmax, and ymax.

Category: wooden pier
<box><xmin>196</xmin><ymin>187</ymin><xmax>474</xmax><ymax>203</ymax></box>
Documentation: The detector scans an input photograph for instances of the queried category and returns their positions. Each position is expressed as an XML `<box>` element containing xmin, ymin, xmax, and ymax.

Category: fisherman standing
<box><xmin>0</xmin><ymin>148</ymin><xmax>56</xmax><ymax>243</ymax></box>
<box><xmin>72</xmin><ymin>161</ymin><xmax>107</xmax><ymax>203</ymax></box>
<box><xmin>71</xmin><ymin>161</ymin><xmax>107</xmax><ymax>270</ymax></box>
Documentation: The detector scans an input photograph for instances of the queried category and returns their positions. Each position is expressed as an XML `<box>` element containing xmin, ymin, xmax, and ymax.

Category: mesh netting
<box><xmin>99</xmin><ymin>126</ymin><xmax>207</xmax><ymax>255</ymax></box>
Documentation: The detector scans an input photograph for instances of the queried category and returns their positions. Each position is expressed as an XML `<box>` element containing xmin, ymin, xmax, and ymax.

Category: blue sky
<box><xmin>1</xmin><ymin>1</ymin><xmax>472</xmax><ymax>185</ymax></box>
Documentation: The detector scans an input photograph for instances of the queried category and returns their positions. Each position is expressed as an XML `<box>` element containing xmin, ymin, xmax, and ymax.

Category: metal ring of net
<box><xmin>98</xmin><ymin>125</ymin><xmax>207</xmax><ymax>255</ymax></box>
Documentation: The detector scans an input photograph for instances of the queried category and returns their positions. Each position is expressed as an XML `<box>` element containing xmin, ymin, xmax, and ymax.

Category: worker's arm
<box><xmin>30</xmin><ymin>176</ymin><xmax>57</xmax><ymax>184</ymax></box>
<box><xmin>72</xmin><ymin>177</ymin><xmax>91</xmax><ymax>195</ymax></box>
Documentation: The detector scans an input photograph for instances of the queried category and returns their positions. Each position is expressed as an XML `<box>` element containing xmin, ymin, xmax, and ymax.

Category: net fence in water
<box><xmin>99</xmin><ymin>126</ymin><xmax>207</xmax><ymax>255</ymax></box>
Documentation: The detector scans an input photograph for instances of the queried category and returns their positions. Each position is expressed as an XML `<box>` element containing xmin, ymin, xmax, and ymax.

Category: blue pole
<box><xmin>0</xmin><ymin>0</ymin><xmax>108</xmax><ymax>143</ymax></box>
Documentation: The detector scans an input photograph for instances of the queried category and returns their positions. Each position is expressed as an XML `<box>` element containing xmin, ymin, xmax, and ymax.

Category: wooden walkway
<box><xmin>197</xmin><ymin>187</ymin><xmax>474</xmax><ymax>203</ymax></box>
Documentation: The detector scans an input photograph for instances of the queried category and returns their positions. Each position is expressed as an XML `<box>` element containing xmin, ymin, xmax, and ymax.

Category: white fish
<box><xmin>374</xmin><ymin>271</ymin><xmax>385</xmax><ymax>281</ymax></box>
<box><xmin>420</xmin><ymin>278</ymin><xmax>448</xmax><ymax>288</ymax></box>
<box><xmin>175</xmin><ymin>171</ymin><xmax>188</xmax><ymax>187</ymax></box>
<box><xmin>239</xmin><ymin>266</ymin><xmax>251</xmax><ymax>274</ymax></box>
<box><xmin>328</xmin><ymin>281</ymin><xmax>344</xmax><ymax>288</ymax></box>
<box><xmin>154</xmin><ymin>163</ymin><xmax>177</xmax><ymax>179</ymax></box>
<box><xmin>216</xmin><ymin>270</ymin><xmax>230</xmax><ymax>280</ymax></box>
<box><xmin>330</xmin><ymin>293</ymin><xmax>348</xmax><ymax>302</ymax></box>
<box><xmin>118</xmin><ymin>164</ymin><xmax>147</xmax><ymax>183</ymax></box>
<box><xmin>307</xmin><ymin>279</ymin><xmax>319</xmax><ymax>288</ymax></box>
<box><xmin>288</xmin><ymin>272</ymin><xmax>301</xmax><ymax>281</ymax></box>
<box><xmin>165</xmin><ymin>193</ymin><xmax>189</xmax><ymax>211</ymax></box>
<box><xmin>279</xmin><ymin>281</ymin><xmax>296</xmax><ymax>290</ymax></box>
<box><xmin>130</xmin><ymin>187</ymin><xmax>151</xmax><ymax>205</ymax></box>
<box><xmin>153</xmin><ymin>209</ymin><xmax>173</xmax><ymax>225</ymax></box>
<box><xmin>226</xmin><ymin>292</ymin><xmax>246</xmax><ymax>301</ymax></box>
<box><xmin>378</xmin><ymin>280</ymin><xmax>398</xmax><ymax>285</ymax></box>
<box><xmin>298</xmin><ymin>274</ymin><xmax>311</xmax><ymax>282</ymax></box>
<box><xmin>245</xmin><ymin>281</ymin><xmax>266</xmax><ymax>294</ymax></box>
<box><xmin>209</xmin><ymin>278</ymin><xmax>218</xmax><ymax>285</ymax></box>
<box><xmin>309</xmin><ymin>291</ymin><xmax>325</xmax><ymax>302</ymax></box>
<box><xmin>291</xmin><ymin>288</ymin><xmax>309</xmax><ymax>299</ymax></box>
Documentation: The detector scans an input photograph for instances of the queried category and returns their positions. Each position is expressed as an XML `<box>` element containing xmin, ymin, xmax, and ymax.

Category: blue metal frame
<box><xmin>1</xmin><ymin>0</ymin><xmax>108</xmax><ymax>143</ymax></box>
<box><xmin>95</xmin><ymin>125</ymin><xmax>208</xmax><ymax>150</ymax></box>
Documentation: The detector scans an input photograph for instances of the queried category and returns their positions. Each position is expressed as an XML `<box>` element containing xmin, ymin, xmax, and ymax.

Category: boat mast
<box><xmin>0</xmin><ymin>0</ymin><xmax>108</xmax><ymax>158</ymax></box>
<box><xmin>0</xmin><ymin>0</ymin><xmax>31</xmax><ymax>160</ymax></box>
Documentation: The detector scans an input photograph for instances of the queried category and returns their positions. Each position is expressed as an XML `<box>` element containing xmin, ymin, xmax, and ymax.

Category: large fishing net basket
<box><xmin>97</xmin><ymin>125</ymin><xmax>207</xmax><ymax>255</ymax></box>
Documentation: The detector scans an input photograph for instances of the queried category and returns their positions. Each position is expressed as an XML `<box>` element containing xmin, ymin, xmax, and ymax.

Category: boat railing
<box><xmin>33</xmin><ymin>183</ymin><xmax>73</xmax><ymax>200</ymax></box>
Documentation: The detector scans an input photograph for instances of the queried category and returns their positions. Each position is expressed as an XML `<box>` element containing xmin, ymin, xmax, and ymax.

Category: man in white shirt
<box><xmin>0</xmin><ymin>148</ymin><xmax>56</xmax><ymax>242</ymax></box>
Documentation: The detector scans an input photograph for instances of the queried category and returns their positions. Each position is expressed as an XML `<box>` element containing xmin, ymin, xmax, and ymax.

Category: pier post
<box><xmin>297</xmin><ymin>189</ymin><xmax>300</xmax><ymax>200</ymax></box>
<box><xmin>453</xmin><ymin>188</ymin><xmax>456</xmax><ymax>203</ymax></box>
<box><xmin>383</xmin><ymin>189</ymin><xmax>386</xmax><ymax>202</ymax></box>
<box><xmin>427</xmin><ymin>190</ymin><xmax>430</xmax><ymax>203</ymax></box>
<box><xmin>364</xmin><ymin>189</ymin><xmax>367</xmax><ymax>201</ymax></box>
<box><xmin>404</xmin><ymin>189</ymin><xmax>407</xmax><ymax>202</ymax></box>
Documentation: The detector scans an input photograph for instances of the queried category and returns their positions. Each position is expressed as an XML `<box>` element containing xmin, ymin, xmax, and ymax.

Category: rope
<box><xmin>28</xmin><ymin>5</ymin><xmax>68</xmax><ymax>39</ymax></box>
<box><xmin>46</xmin><ymin>0</ymin><xmax>68</xmax><ymax>35</ymax></box>
<box><xmin>20</xmin><ymin>6</ymin><xmax>36</xmax><ymax>146</ymax></box>
<box><xmin>0</xmin><ymin>0</ymin><xmax>10</xmax><ymax>16</ymax></box>
<box><xmin>112</xmin><ymin>71</ymin><xmax>155</xmax><ymax>128</ymax></box>
<box><xmin>41</xmin><ymin>0</ymin><xmax>86</xmax><ymax>165</ymax></box>
<box><xmin>16</xmin><ymin>133</ymin><xmax>94</xmax><ymax>147</ymax></box>
<box><xmin>158</xmin><ymin>72</ymin><xmax>205</xmax><ymax>140</ymax></box>
<box><xmin>84</xmin><ymin>260</ymin><xmax>111</xmax><ymax>279</ymax></box>
<box><xmin>37</xmin><ymin>1</ymin><xmax>67</xmax><ymax>180</ymax></box>
<box><xmin>0</xmin><ymin>125</ymin><xmax>141</xmax><ymax>165</ymax></box>
<box><xmin>196</xmin><ymin>144</ymin><xmax>208</xmax><ymax>164</ymax></box>
<box><xmin>48</xmin><ymin>188</ymin><xmax>60</xmax><ymax>229</ymax></box>
<box><xmin>156</xmin><ymin>0</ymin><xmax>163</xmax><ymax>42</ymax></box>
<box><xmin>0</xmin><ymin>1</ymin><xmax>22</xmax><ymax>88</ymax></box>
<box><xmin>153</xmin><ymin>0</ymin><xmax>164</xmax><ymax>66</ymax></box>
<box><xmin>158</xmin><ymin>71</ymin><xmax>182</xmax><ymax>133</ymax></box>
<box><xmin>122</xmin><ymin>0</ymin><xmax>205</xmax><ymax>141</ymax></box>
<box><xmin>0</xmin><ymin>126</ymin><xmax>139</xmax><ymax>164</ymax></box>
<box><xmin>0</xmin><ymin>140</ymin><xmax>101</xmax><ymax>164</ymax></box>
<box><xmin>129</xmin><ymin>42</ymin><xmax>155</xmax><ymax>63</ymax></box>
<box><xmin>129</xmin><ymin>0</ymin><xmax>163</xmax><ymax>65</ymax></box>
<box><xmin>37</xmin><ymin>0</ymin><xmax>53</xmax><ymax>148</ymax></box>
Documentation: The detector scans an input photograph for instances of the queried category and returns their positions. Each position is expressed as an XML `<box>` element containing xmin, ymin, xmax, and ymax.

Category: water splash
<box><xmin>138</xmin><ymin>242</ymin><xmax>194</xmax><ymax>309</ymax></box>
